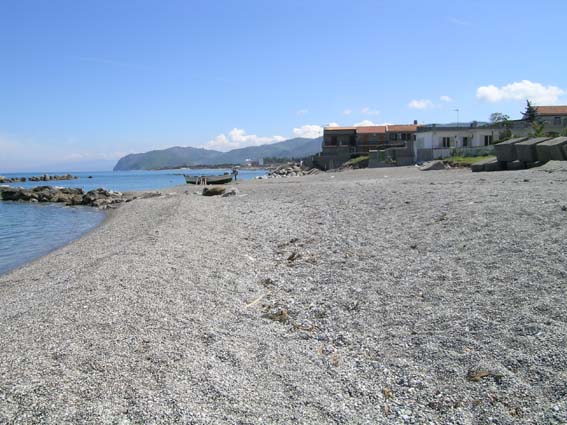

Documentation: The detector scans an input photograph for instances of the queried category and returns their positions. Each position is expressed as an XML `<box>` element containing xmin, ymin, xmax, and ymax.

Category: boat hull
<box><xmin>184</xmin><ymin>174</ymin><xmax>233</xmax><ymax>185</ymax></box>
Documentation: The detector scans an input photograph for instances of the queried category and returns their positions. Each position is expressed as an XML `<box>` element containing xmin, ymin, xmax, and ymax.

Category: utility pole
<box><xmin>453</xmin><ymin>109</ymin><xmax>460</xmax><ymax>148</ymax></box>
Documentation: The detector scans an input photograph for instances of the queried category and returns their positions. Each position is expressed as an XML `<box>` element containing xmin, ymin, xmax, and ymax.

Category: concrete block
<box><xmin>483</xmin><ymin>158</ymin><xmax>504</xmax><ymax>172</ymax></box>
<box><xmin>471</xmin><ymin>158</ymin><xmax>502</xmax><ymax>172</ymax></box>
<box><xmin>536</xmin><ymin>137</ymin><xmax>567</xmax><ymax>161</ymax></box>
<box><xmin>506</xmin><ymin>160</ymin><xmax>525</xmax><ymax>171</ymax></box>
<box><xmin>516</xmin><ymin>138</ymin><xmax>550</xmax><ymax>163</ymax></box>
<box><xmin>494</xmin><ymin>137</ymin><xmax>528</xmax><ymax>162</ymax></box>
<box><xmin>525</xmin><ymin>161</ymin><xmax>548</xmax><ymax>169</ymax></box>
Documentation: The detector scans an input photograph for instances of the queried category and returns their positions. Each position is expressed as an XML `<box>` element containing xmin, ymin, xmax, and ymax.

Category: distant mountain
<box><xmin>113</xmin><ymin>147</ymin><xmax>220</xmax><ymax>171</ymax></box>
<box><xmin>113</xmin><ymin>137</ymin><xmax>322</xmax><ymax>171</ymax></box>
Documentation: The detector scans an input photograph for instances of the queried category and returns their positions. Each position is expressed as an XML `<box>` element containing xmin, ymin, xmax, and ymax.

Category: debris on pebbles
<box><xmin>265</xmin><ymin>162</ymin><xmax>322</xmax><ymax>178</ymax></box>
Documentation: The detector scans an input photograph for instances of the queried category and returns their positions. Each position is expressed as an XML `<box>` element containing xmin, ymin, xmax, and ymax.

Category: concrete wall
<box><xmin>507</xmin><ymin>119</ymin><xmax>567</xmax><ymax>137</ymax></box>
<box><xmin>315</xmin><ymin>151</ymin><xmax>352</xmax><ymax>170</ymax></box>
<box><xmin>368</xmin><ymin>141</ymin><xmax>415</xmax><ymax>168</ymax></box>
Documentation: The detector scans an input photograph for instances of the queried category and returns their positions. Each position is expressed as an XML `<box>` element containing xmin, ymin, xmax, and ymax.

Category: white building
<box><xmin>415</xmin><ymin>123</ymin><xmax>501</xmax><ymax>161</ymax></box>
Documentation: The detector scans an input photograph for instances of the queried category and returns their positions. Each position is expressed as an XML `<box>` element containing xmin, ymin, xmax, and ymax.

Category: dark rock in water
<box><xmin>82</xmin><ymin>188</ymin><xmax>126</xmax><ymax>208</ymax></box>
<box><xmin>0</xmin><ymin>176</ymin><xmax>27</xmax><ymax>183</ymax></box>
<box><xmin>0</xmin><ymin>185</ymin><xmax>134</xmax><ymax>209</ymax></box>
<box><xmin>0</xmin><ymin>187</ymin><xmax>27</xmax><ymax>201</ymax></box>
<box><xmin>27</xmin><ymin>174</ymin><xmax>79</xmax><ymax>182</ymax></box>
<box><xmin>0</xmin><ymin>174</ymin><xmax>78</xmax><ymax>183</ymax></box>
<box><xmin>202</xmin><ymin>187</ymin><xmax>226</xmax><ymax>196</ymax></box>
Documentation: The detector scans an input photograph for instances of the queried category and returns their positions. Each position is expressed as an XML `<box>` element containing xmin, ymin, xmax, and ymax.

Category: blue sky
<box><xmin>1</xmin><ymin>0</ymin><xmax>566</xmax><ymax>171</ymax></box>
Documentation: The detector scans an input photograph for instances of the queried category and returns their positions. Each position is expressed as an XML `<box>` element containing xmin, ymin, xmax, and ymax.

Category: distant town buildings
<box><xmin>244</xmin><ymin>158</ymin><xmax>263</xmax><ymax>167</ymax></box>
<box><xmin>312</xmin><ymin>105</ymin><xmax>567</xmax><ymax>169</ymax></box>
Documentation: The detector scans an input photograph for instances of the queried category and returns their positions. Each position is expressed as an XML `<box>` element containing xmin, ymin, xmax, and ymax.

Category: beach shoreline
<box><xmin>1</xmin><ymin>166</ymin><xmax>566</xmax><ymax>423</ymax></box>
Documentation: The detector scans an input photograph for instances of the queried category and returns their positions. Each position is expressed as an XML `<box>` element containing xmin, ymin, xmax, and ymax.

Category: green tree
<box><xmin>531</xmin><ymin>121</ymin><xmax>545</xmax><ymax>137</ymax></box>
<box><xmin>489</xmin><ymin>112</ymin><xmax>510</xmax><ymax>123</ymax></box>
<box><xmin>522</xmin><ymin>100</ymin><xmax>539</xmax><ymax>123</ymax></box>
<box><xmin>497</xmin><ymin>128</ymin><xmax>512</xmax><ymax>142</ymax></box>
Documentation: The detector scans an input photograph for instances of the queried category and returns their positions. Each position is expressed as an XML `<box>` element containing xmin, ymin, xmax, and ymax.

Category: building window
<box><xmin>554</xmin><ymin>117</ymin><xmax>561</xmax><ymax>126</ymax></box>
<box><xmin>484</xmin><ymin>135</ymin><xmax>493</xmax><ymax>146</ymax></box>
<box><xmin>331</xmin><ymin>136</ymin><xmax>337</xmax><ymax>145</ymax></box>
<box><xmin>563</xmin><ymin>118</ymin><xmax>567</xmax><ymax>127</ymax></box>
<box><xmin>442</xmin><ymin>137</ymin><xmax>451</xmax><ymax>148</ymax></box>
<box><xmin>462</xmin><ymin>136</ymin><xmax>469</xmax><ymax>147</ymax></box>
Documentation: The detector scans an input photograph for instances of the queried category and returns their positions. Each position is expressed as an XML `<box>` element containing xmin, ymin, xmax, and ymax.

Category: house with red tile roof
<box><xmin>316</xmin><ymin>123</ymin><xmax>418</xmax><ymax>169</ymax></box>
<box><xmin>530</xmin><ymin>106</ymin><xmax>567</xmax><ymax>129</ymax></box>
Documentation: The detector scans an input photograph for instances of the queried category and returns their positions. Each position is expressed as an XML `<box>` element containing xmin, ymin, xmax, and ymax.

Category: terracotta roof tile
<box><xmin>534</xmin><ymin>106</ymin><xmax>567</xmax><ymax>115</ymax></box>
<box><xmin>386</xmin><ymin>124</ymin><xmax>418</xmax><ymax>132</ymax></box>
<box><xmin>356</xmin><ymin>126</ymin><xmax>386</xmax><ymax>134</ymax></box>
<box><xmin>324</xmin><ymin>126</ymin><xmax>356</xmax><ymax>131</ymax></box>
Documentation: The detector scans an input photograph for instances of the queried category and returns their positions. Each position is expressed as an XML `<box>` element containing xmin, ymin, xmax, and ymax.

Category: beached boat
<box><xmin>184</xmin><ymin>174</ymin><xmax>233</xmax><ymax>185</ymax></box>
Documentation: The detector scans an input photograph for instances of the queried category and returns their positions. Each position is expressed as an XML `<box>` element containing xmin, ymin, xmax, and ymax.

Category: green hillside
<box><xmin>113</xmin><ymin>137</ymin><xmax>322</xmax><ymax>171</ymax></box>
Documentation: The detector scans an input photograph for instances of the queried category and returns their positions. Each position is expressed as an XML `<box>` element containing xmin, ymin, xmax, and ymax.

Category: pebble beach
<box><xmin>1</xmin><ymin>164</ymin><xmax>566</xmax><ymax>424</ymax></box>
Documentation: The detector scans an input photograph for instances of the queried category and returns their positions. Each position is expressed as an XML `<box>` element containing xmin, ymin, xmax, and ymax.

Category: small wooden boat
<box><xmin>184</xmin><ymin>174</ymin><xmax>233</xmax><ymax>185</ymax></box>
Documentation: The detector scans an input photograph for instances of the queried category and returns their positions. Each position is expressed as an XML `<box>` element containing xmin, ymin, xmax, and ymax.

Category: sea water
<box><xmin>0</xmin><ymin>169</ymin><xmax>267</xmax><ymax>275</ymax></box>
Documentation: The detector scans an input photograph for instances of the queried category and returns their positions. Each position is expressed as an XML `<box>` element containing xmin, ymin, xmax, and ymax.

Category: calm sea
<box><xmin>0</xmin><ymin>169</ymin><xmax>266</xmax><ymax>276</ymax></box>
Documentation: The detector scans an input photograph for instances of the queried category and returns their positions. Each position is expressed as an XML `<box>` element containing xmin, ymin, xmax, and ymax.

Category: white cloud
<box><xmin>476</xmin><ymin>80</ymin><xmax>565</xmax><ymax>104</ymax></box>
<box><xmin>206</xmin><ymin>128</ymin><xmax>286</xmax><ymax>151</ymax></box>
<box><xmin>292</xmin><ymin>125</ymin><xmax>324</xmax><ymax>139</ymax></box>
<box><xmin>352</xmin><ymin>120</ymin><xmax>392</xmax><ymax>127</ymax></box>
<box><xmin>342</xmin><ymin>109</ymin><xmax>352</xmax><ymax>116</ymax></box>
<box><xmin>327</xmin><ymin>122</ymin><xmax>340</xmax><ymax>128</ymax></box>
<box><xmin>408</xmin><ymin>99</ymin><xmax>434</xmax><ymax>110</ymax></box>
<box><xmin>440</xmin><ymin>95</ymin><xmax>453</xmax><ymax>103</ymax></box>
<box><xmin>361</xmin><ymin>107</ymin><xmax>380</xmax><ymax>116</ymax></box>
<box><xmin>354</xmin><ymin>119</ymin><xmax>378</xmax><ymax>127</ymax></box>
<box><xmin>296</xmin><ymin>109</ymin><xmax>309</xmax><ymax>116</ymax></box>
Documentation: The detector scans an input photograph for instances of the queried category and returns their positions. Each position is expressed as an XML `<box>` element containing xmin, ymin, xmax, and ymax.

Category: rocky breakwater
<box><xmin>0</xmin><ymin>174</ymin><xmax>78</xmax><ymax>184</ymax></box>
<box><xmin>0</xmin><ymin>186</ymin><xmax>140</xmax><ymax>209</ymax></box>
<box><xmin>265</xmin><ymin>163</ymin><xmax>322</xmax><ymax>178</ymax></box>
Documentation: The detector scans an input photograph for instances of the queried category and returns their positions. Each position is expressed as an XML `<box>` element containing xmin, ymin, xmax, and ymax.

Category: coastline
<box><xmin>0</xmin><ymin>166</ymin><xmax>269</xmax><ymax>277</ymax></box>
<box><xmin>0</xmin><ymin>202</ymin><xmax>107</xmax><ymax>278</ymax></box>
<box><xmin>1</xmin><ymin>167</ymin><xmax>566</xmax><ymax>423</ymax></box>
